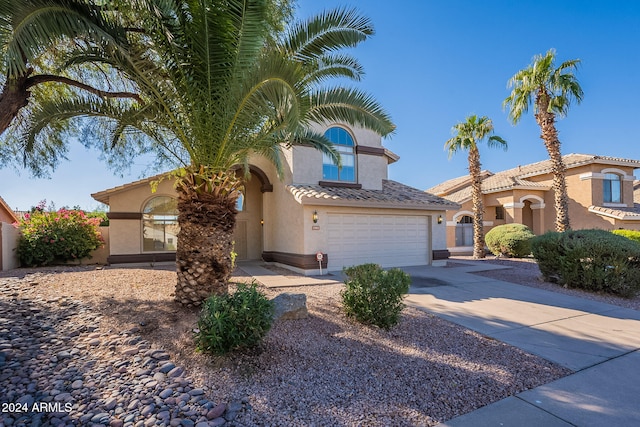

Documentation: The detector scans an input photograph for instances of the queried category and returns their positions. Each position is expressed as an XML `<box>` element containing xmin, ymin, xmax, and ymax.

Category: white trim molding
<box><xmin>519</xmin><ymin>195</ymin><xmax>546</xmax><ymax>209</ymax></box>
<box><xmin>580</xmin><ymin>169</ymin><xmax>636</xmax><ymax>182</ymax></box>
<box><xmin>503</xmin><ymin>202</ymin><xmax>524</xmax><ymax>209</ymax></box>
<box><xmin>452</xmin><ymin>210</ymin><xmax>475</xmax><ymax>222</ymax></box>
<box><xmin>603</xmin><ymin>203</ymin><xmax>628</xmax><ymax>208</ymax></box>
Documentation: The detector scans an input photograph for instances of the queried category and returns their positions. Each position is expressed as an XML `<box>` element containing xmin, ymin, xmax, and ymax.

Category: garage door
<box><xmin>327</xmin><ymin>213</ymin><xmax>429</xmax><ymax>271</ymax></box>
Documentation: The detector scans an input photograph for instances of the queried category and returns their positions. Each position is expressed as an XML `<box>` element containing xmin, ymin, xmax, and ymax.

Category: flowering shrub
<box><xmin>15</xmin><ymin>208</ymin><xmax>104</xmax><ymax>266</ymax></box>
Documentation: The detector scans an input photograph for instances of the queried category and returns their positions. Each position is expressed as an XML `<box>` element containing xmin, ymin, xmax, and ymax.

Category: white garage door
<box><xmin>327</xmin><ymin>213</ymin><xmax>429</xmax><ymax>271</ymax></box>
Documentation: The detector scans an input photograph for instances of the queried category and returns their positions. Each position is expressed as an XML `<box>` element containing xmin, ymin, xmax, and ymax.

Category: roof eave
<box><xmin>297</xmin><ymin>197</ymin><xmax>460</xmax><ymax>211</ymax></box>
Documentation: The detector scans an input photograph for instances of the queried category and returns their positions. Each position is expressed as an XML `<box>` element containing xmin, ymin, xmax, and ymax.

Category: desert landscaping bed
<box><xmin>0</xmin><ymin>261</ymin><xmax>588</xmax><ymax>426</ymax></box>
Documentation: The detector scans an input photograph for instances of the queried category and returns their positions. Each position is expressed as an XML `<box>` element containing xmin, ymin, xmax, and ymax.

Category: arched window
<box><xmin>603</xmin><ymin>173</ymin><xmax>621</xmax><ymax>203</ymax></box>
<box><xmin>142</xmin><ymin>196</ymin><xmax>179</xmax><ymax>252</ymax></box>
<box><xmin>236</xmin><ymin>192</ymin><xmax>245</xmax><ymax>212</ymax></box>
<box><xmin>322</xmin><ymin>127</ymin><xmax>356</xmax><ymax>182</ymax></box>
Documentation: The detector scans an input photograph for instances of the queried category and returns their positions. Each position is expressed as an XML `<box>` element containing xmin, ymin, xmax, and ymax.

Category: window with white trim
<box><xmin>322</xmin><ymin>127</ymin><xmax>356</xmax><ymax>182</ymax></box>
<box><xmin>142</xmin><ymin>196</ymin><xmax>179</xmax><ymax>251</ymax></box>
<box><xmin>603</xmin><ymin>173</ymin><xmax>622</xmax><ymax>203</ymax></box>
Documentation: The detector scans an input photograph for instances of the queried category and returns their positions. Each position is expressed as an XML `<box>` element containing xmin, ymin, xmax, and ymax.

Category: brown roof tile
<box><xmin>589</xmin><ymin>204</ymin><xmax>640</xmax><ymax>221</ymax></box>
<box><xmin>431</xmin><ymin>153</ymin><xmax>640</xmax><ymax>203</ymax></box>
<box><xmin>289</xmin><ymin>180</ymin><xmax>459</xmax><ymax>210</ymax></box>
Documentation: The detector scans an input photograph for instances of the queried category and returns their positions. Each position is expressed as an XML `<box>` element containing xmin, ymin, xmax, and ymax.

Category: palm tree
<box><xmin>503</xmin><ymin>49</ymin><xmax>583</xmax><ymax>232</ymax></box>
<box><xmin>20</xmin><ymin>0</ymin><xmax>395</xmax><ymax>305</ymax></box>
<box><xmin>445</xmin><ymin>115</ymin><xmax>506</xmax><ymax>259</ymax></box>
<box><xmin>0</xmin><ymin>0</ymin><xmax>141</xmax><ymax>172</ymax></box>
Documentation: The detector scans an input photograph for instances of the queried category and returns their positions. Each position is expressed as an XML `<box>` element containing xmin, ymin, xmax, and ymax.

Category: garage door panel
<box><xmin>327</xmin><ymin>213</ymin><xmax>429</xmax><ymax>270</ymax></box>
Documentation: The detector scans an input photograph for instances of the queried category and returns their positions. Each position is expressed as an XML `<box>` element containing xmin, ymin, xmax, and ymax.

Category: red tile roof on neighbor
<box><xmin>588</xmin><ymin>204</ymin><xmax>640</xmax><ymax>221</ymax></box>
<box><xmin>428</xmin><ymin>153</ymin><xmax>640</xmax><ymax>204</ymax></box>
<box><xmin>289</xmin><ymin>180</ymin><xmax>460</xmax><ymax>210</ymax></box>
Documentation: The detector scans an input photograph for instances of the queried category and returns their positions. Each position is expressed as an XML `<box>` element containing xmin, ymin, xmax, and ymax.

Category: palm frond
<box><xmin>282</xmin><ymin>7</ymin><xmax>373</xmax><ymax>62</ymax></box>
<box><xmin>307</xmin><ymin>87</ymin><xmax>395</xmax><ymax>136</ymax></box>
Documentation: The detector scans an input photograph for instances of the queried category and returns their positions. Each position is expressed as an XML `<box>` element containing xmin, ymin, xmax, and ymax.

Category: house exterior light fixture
<box><xmin>437</xmin><ymin>215</ymin><xmax>443</xmax><ymax>224</ymax></box>
<box><xmin>312</xmin><ymin>211</ymin><xmax>318</xmax><ymax>223</ymax></box>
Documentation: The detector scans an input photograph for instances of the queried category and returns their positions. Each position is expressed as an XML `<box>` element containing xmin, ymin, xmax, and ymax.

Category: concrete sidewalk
<box><xmin>236</xmin><ymin>261</ymin><xmax>342</xmax><ymax>288</ymax></box>
<box><xmin>402</xmin><ymin>263</ymin><xmax>640</xmax><ymax>427</ymax></box>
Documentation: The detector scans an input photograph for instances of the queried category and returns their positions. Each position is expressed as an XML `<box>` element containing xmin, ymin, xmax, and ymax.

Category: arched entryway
<box><xmin>519</xmin><ymin>195</ymin><xmax>545</xmax><ymax>235</ymax></box>
<box><xmin>232</xmin><ymin>166</ymin><xmax>272</xmax><ymax>260</ymax></box>
<box><xmin>455</xmin><ymin>215</ymin><xmax>474</xmax><ymax>247</ymax></box>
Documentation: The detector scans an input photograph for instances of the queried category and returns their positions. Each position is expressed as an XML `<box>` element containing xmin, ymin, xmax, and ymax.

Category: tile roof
<box><xmin>429</xmin><ymin>153</ymin><xmax>640</xmax><ymax>203</ymax></box>
<box><xmin>288</xmin><ymin>180</ymin><xmax>460</xmax><ymax>210</ymax></box>
<box><xmin>588</xmin><ymin>205</ymin><xmax>640</xmax><ymax>221</ymax></box>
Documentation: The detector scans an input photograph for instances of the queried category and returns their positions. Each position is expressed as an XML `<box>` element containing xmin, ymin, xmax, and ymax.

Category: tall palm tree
<box><xmin>21</xmin><ymin>0</ymin><xmax>395</xmax><ymax>305</ymax></box>
<box><xmin>445</xmin><ymin>115</ymin><xmax>506</xmax><ymax>259</ymax></box>
<box><xmin>503</xmin><ymin>49</ymin><xmax>583</xmax><ymax>232</ymax></box>
<box><xmin>0</xmin><ymin>0</ymin><xmax>140</xmax><ymax>173</ymax></box>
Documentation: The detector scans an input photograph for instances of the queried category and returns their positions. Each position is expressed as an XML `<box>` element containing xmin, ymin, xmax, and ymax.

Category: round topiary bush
<box><xmin>485</xmin><ymin>223</ymin><xmax>535</xmax><ymax>258</ymax></box>
<box><xmin>531</xmin><ymin>229</ymin><xmax>640</xmax><ymax>298</ymax></box>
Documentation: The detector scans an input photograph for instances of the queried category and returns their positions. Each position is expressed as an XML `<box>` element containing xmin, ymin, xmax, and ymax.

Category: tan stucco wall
<box><xmin>1</xmin><ymin>222</ymin><xmax>19</xmax><ymax>270</ymax></box>
<box><xmin>262</xmin><ymin>168</ymin><xmax>305</xmax><ymax>255</ymax></box>
<box><xmin>294</xmin><ymin>122</ymin><xmax>388</xmax><ymax>190</ymax></box>
<box><xmin>108</xmin><ymin>178</ymin><xmax>177</xmax><ymax>255</ymax></box>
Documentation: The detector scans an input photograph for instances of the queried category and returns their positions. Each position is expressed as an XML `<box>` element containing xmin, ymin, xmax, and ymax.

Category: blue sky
<box><xmin>2</xmin><ymin>0</ymin><xmax>639</xmax><ymax>211</ymax></box>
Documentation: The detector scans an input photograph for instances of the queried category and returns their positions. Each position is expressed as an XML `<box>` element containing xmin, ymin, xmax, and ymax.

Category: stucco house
<box><xmin>92</xmin><ymin>123</ymin><xmax>459</xmax><ymax>274</ymax></box>
<box><xmin>428</xmin><ymin>153</ymin><xmax>640</xmax><ymax>254</ymax></box>
<box><xmin>0</xmin><ymin>196</ymin><xmax>19</xmax><ymax>271</ymax></box>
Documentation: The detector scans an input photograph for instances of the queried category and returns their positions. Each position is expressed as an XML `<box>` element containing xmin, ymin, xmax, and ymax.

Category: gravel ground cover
<box><xmin>0</xmin><ymin>263</ymin><xmax>572</xmax><ymax>426</ymax></box>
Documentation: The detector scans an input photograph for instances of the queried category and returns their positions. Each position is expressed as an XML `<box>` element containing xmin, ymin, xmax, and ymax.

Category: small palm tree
<box><xmin>445</xmin><ymin>115</ymin><xmax>507</xmax><ymax>259</ymax></box>
<box><xmin>20</xmin><ymin>1</ymin><xmax>395</xmax><ymax>305</ymax></box>
<box><xmin>503</xmin><ymin>49</ymin><xmax>583</xmax><ymax>232</ymax></box>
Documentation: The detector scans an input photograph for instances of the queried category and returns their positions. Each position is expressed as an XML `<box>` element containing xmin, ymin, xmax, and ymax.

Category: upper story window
<box><xmin>603</xmin><ymin>173</ymin><xmax>622</xmax><ymax>203</ymax></box>
<box><xmin>322</xmin><ymin>127</ymin><xmax>356</xmax><ymax>182</ymax></box>
<box><xmin>142</xmin><ymin>196</ymin><xmax>179</xmax><ymax>252</ymax></box>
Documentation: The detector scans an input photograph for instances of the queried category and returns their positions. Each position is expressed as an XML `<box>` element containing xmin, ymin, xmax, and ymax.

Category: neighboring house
<box><xmin>92</xmin><ymin>123</ymin><xmax>459</xmax><ymax>274</ymax></box>
<box><xmin>428</xmin><ymin>153</ymin><xmax>640</xmax><ymax>254</ymax></box>
<box><xmin>0</xmin><ymin>196</ymin><xmax>18</xmax><ymax>224</ymax></box>
<box><xmin>0</xmin><ymin>196</ymin><xmax>20</xmax><ymax>271</ymax></box>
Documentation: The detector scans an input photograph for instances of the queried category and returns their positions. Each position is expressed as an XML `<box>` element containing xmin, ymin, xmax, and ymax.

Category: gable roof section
<box><xmin>92</xmin><ymin>172</ymin><xmax>171</xmax><ymax>205</ymax></box>
<box><xmin>289</xmin><ymin>180</ymin><xmax>459</xmax><ymax>210</ymax></box>
<box><xmin>0</xmin><ymin>196</ymin><xmax>18</xmax><ymax>223</ymax></box>
<box><xmin>429</xmin><ymin>153</ymin><xmax>640</xmax><ymax>203</ymax></box>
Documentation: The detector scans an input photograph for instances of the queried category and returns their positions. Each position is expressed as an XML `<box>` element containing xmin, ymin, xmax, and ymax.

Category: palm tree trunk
<box><xmin>174</xmin><ymin>186</ymin><xmax>237</xmax><ymax>306</ymax></box>
<box><xmin>0</xmin><ymin>75</ymin><xmax>31</xmax><ymax>136</ymax></box>
<box><xmin>469</xmin><ymin>147</ymin><xmax>485</xmax><ymax>258</ymax></box>
<box><xmin>535</xmin><ymin>91</ymin><xmax>570</xmax><ymax>232</ymax></box>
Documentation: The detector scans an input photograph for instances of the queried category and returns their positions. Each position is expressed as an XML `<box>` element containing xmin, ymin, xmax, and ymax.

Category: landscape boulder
<box><xmin>271</xmin><ymin>293</ymin><xmax>308</xmax><ymax>321</ymax></box>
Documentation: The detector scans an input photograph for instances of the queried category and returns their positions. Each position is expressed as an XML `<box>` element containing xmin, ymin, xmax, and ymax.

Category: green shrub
<box><xmin>195</xmin><ymin>283</ymin><xmax>274</xmax><ymax>355</ymax></box>
<box><xmin>341</xmin><ymin>263</ymin><xmax>411</xmax><ymax>330</ymax></box>
<box><xmin>531</xmin><ymin>229</ymin><xmax>640</xmax><ymax>298</ymax></box>
<box><xmin>485</xmin><ymin>223</ymin><xmax>535</xmax><ymax>257</ymax></box>
<box><xmin>15</xmin><ymin>208</ymin><xmax>104</xmax><ymax>267</ymax></box>
<box><xmin>612</xmin><ymin>229</ymin><xmax>640</xmax><ymax>245</ymax></box>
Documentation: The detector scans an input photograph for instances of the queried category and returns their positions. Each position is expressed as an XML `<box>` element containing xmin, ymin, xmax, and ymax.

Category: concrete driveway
<box><xmin>401</xmin><ymin>263</ymin><xmax>640</xmax><ymax>427</ymax></box>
